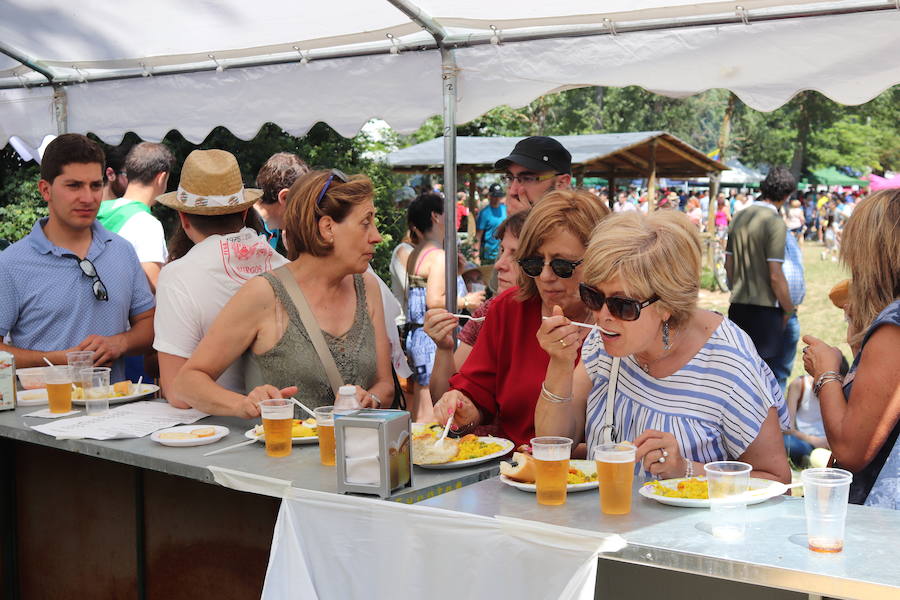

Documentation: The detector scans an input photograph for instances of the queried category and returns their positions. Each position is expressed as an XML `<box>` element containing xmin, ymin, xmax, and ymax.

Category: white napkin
<box><xmin>344</xmin><ymin>427</ymin><xmax>380</xmax><ymax>485</ymax></box>
<box><xmin>24</xmin><ymin>408</ymin><xmax>81</xmax><ymax>419</ymax></box>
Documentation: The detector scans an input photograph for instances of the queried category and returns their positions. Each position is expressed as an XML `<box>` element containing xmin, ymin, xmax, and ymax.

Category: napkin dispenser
<box><xmin>335</xmin><ymin>409</ymin><xmax>412</xmax><ymax>498</ymax></box>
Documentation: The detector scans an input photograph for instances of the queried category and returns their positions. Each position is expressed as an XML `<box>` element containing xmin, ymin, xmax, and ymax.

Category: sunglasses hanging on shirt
<box><xmin>64</xmin><ymin>254</ymin><xmax>109</xmax><ymax>302</ymax></box>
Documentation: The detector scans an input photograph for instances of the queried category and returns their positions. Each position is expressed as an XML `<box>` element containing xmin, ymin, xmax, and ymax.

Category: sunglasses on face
<box><xmin>315</xmin><ymin>169</ymin><xmax>350</xmax><ymax>207</ymax></box>
<box><xmin>500</xmin><ymin>172</ymin><xmax>561</xmax><ymax>186</ymax></box>
<box><xmin>64</xmin><ymin>254</ymin><xmax>108</xmax><ymax>301</ymax></box>
<box><xmin>517</xmin><ymin>256</ymin><xmax>583</xmax><ymax>279</ymax></box>
<box><xmin>578</xmin><ymin>283</ymin><xmax>658</xmax><ymax>321</ymax></box>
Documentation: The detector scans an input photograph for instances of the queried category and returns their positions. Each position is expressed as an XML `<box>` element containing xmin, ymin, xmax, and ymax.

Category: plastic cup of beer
<box><xmin>45</xmin><ymin>366</ymin><xmax>73</xmax><ymax>413</ymax></box>
<box><xmin>801</xmin><ymin>468</ymin><xmax>852</xmax><ymax>553</ymax></box>
<box><xmin>530</xmin><ymin>436</ymin><xmax>572</xmax><ymax>506</ymax></box>
<box><xmin>705</xmin><ymin>461</ymin><xmax>752</xmax><ymax>540</ymax></box>
<box><xmin>80</xmin><ymin>367</ymin><xmax>111</xmax><ymax>415</ymax></box>
<box><xmin>259</xmin><ymin>399</ymin><xmax>293</xmax><ymax>458</ymax></box>
<box><xmin>66</xmin><ymin>351</ymin><xmax>94</xmax><ymax>400</ymax></box>
<box><xmin>314</xmin><ymin>406</ymin><xmax>336</xmax><ymax>466</ymax></box>
<box><xmin>593</xmin><ymin>442</ymin><xmax>637</xmax><ymax>515</ymax></box>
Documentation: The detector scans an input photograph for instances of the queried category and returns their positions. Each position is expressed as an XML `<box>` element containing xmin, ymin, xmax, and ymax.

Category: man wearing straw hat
<box><xmin>153</xmin><ymin>150</ymin><xmax>288</xmax><ymax>406</ymax></box>
<box><xmin>0</xmin><ymin>134</ymin><xmax>155</xmax><ymax>383</ymax></box>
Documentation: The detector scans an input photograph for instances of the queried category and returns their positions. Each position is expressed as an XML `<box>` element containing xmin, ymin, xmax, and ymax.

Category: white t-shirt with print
<box><xmin>153</xmin><ymin>228</ymin><xmax>288</xmax><ymax>392</ymax></box>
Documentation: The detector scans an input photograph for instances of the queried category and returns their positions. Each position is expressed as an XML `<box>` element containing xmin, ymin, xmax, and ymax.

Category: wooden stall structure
<box><xmin>386</xmin><ymin>131</ymin><xmax>727</xmax><ymax>211</ymax></box>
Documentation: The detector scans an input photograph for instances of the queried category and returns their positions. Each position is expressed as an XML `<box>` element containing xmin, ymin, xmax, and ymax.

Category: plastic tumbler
<box><xmin>593</xmin><ymin>442</ymin><xmax>636</xmax><ymax>515</ymax></box>
<box><xmin>259</xmin><ymin>399</ymin><xmax>293</xmax><ymax>458</ymax></box>
<box><xmin>66</xmin><ymin>351</ymin><xmax>94</xmax><ymax>400</ymax></box>
<box><xmin>45</xmin><ymin>366</ymin><xmax>73</xmax><ymax>413</ymax></box>
<box><xmin>531</xmin><ymin>437</ymin><xmax>572</xmax><ymax>506</ymax></box>
<box><xmin>705</xmin><ymin>461</ymin><xmax>752</xmax><ymax>540</ymax></box>
<box><xmin>802</xmin><ymin>468</ymin><xmax>853</xmax><ymax>553</ymax></box>
<box><xmin>314</xmin><ymin>406</ymin><xmax>337</xmax><ymax>466</ymax></box>
<box><xmin>81</xmin><ymin>367</ymin><xmax>111</xmax><ymax>415</ymax></box>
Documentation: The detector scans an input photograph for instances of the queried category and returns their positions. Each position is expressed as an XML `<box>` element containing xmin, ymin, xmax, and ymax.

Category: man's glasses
<box><xmin>578</xmin><ymin>283</ymin><xmax>658</xmax><ymax>321</ymax></box>
<box><xmin>315</xmin><ymin>169</ymin><xmax>350</xmax><ymax>207</ymax></box>
<box><xmin>500</xmin><ymin>172</ymin><xmax>562</xmax><ymax>186</ymax></box>
<box><xmin>64</xmin><ymin>254</ymin><xmax>108</xmax><ymax>301</ymax></box>
<box><xmin>518</xmin><ymin>257</ymin><xmax>583</xmax><ymax>279</ymax></box>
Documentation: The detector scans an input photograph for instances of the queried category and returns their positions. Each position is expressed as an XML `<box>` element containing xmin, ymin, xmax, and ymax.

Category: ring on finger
<box><xmin>658</xmin><ymin>449</ymin><xmax>668</xmax><ymax>463</ymax></box>
<box><xmin>558</xmin><ymin>338</ymin><xmax>568</xmax><ymax>348</ymax></box>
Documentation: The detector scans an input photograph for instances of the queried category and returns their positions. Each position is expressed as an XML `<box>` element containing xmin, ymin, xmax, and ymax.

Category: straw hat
<box><xmin>156</xmin><ymin>149</ymin><xmax>262</xmax><ymax>215</ymax></box>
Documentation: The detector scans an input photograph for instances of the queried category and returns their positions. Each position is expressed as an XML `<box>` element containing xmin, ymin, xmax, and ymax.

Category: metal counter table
<box><xmin>420</xmin><ymin>477</ymin><xmax>899</xmax><ymax>600</ymax></box>
<box><xmin>0</xmin><ymin>403</ymin><xmax>500</xmax><ymax>598</ymax></box>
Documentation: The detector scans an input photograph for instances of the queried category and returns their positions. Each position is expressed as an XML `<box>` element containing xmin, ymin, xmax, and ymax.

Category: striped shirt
<box><xmin>583</xmin><ymin>317</ymin><xmax>789</xmax><ymax>465</ymax></box>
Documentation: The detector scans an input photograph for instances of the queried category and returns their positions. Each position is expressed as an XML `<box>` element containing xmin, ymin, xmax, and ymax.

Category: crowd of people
<box><xmin>0</xmin><ymin>133</ymin><xmax>896</xmax><ymax>508</ymax></box>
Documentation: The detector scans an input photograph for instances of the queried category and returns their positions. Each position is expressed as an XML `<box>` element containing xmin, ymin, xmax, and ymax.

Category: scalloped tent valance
<box><xmin>1</xmin><ymin>1</ymin><xmax>899</xmax><ymax>147</ymax></box>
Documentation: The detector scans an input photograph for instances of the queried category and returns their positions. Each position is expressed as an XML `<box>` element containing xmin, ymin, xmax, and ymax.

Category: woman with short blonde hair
<box><xmin>802</xmin><ymin>190</ymin><xmax>900</xmax><ymax>506</ymax></box>
<box><xmin>432</xmin><ymin>189</ymin><xmax>610</xmax><ymax>447</ymax></box>
<box><xmin>536</xmin><ymin>210</ymin><xmax>791</xmax><ymax>483</ymax></box>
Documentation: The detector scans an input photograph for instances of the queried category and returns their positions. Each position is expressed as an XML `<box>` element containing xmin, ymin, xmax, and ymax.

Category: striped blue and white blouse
<box><xmin>583</xmin><ymin>317</ymin><xmax>790</xmax><ymax>464</ymax></box>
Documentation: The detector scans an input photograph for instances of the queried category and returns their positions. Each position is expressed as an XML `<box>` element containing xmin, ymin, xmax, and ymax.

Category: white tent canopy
<box><xmin>2</xmin><ymin>1</ymin><xmax>899</xmax><ymax>147</ymax></box>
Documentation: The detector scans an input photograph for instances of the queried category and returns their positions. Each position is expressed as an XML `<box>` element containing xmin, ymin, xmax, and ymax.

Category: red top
<box><xmin>448</xmin><ymin>288</ymin><xmax>582</xmax><ymax>447</ymax></box>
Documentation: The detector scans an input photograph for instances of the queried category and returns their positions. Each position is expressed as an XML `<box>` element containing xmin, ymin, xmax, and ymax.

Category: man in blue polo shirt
<box><xmin>0</xmin><ymin>134</ymin><xmax>155</xmax><ymax>383</ymax></box>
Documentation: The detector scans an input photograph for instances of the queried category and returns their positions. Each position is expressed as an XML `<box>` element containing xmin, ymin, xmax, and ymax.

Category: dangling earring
<box><xmin>662</xmin><ymin>321</ymin><xmax>671</xmax><ymax>351</ymax></box>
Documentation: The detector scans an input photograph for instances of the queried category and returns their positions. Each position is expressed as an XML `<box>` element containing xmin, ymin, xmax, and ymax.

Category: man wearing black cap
<box><xmin>474</xmin><ymin>182</ymin><xmax>507</xmax><ymax>264</ymax></box>
<box><xmin>495</xmin><ymin>136</ymin><xmax>572</xmax><ymax>214</ymax></box>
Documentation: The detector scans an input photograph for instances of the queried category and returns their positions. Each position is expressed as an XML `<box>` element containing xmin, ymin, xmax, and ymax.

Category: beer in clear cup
<box><xmin>259</xmin><ymin>399</ymin><xmax>293</xmax><ymax>458</ymax></box>
<box><xmin>593</xmin><ymin>442</ymin><xmax>636</xmax><ymax>515</ymax></box>
<box><xmin>531</xmin><ymin>436</ymin><xmax>572</xmax><ymax>506</ymax></box>
<box><xmin>45</xmin><ymin>367</ymin><xmax>73</xmax><ymax>413</ymax></box>
<box><xmin>314</xmin><ymin>406</ymin><xmax>337</xmax><ymax>466</ymax></box>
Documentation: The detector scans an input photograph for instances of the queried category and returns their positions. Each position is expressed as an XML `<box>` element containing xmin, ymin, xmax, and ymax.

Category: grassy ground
<box><xmin>697</xmin><ymin>239</ymin><xmax>851</xmax><ymax>382</ymax></box>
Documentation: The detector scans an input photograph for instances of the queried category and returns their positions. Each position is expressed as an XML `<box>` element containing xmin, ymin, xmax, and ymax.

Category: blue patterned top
<box><xmin>0</xmin><ymin>218</ymin><xmax>155</xmax><ymax>382</ymax></box>
<box><xmin>583</xmin><ymin>316</ymin><xmax>790</xmax><ymax>464</ymax></box>
<box><xmin>782</xmin><ymin>231</ymin><xmax>806</xmax><ymax>306</ymax></box>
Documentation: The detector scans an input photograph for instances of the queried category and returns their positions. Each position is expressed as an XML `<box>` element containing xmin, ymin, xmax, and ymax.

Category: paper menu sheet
<box><xmin>29</xmin><ymin>400</ymin><xmax>208</xmax><ymax>440</ymax></box>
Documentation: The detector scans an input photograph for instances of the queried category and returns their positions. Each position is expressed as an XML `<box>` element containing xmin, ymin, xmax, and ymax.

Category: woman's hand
<box><xmin>634</xmin><ymin>429</ymin><xmax>687</xmax><ymax>480</ymax></box>
<box><xmin>424</xmin><ymin>308</ymin><xmax>459</xmax><ymax>350</ymax></box>
<box><xmin>244</xmin><ymin>385</ymin><xmax>299</xmax><ymax>420</ymax></box>
<box><xmin>536</xmin><ymin>305</ymin><xmax>587</xmax><ymax>364</ymax></box>
<box><xmin>357</xmin><ymin>386</ymin><xmax>383</xmax><ymax>409</ymax></box>
<box><xmin>433</xmin><ymin>390</ymin><xmax>480</xmax><ymax>430</ymax></box>
<box><xmin>463</xmin><ymin>290</ymin><xmax>486</xmax><ymax>311</ymax></box>
<box><xmin>801</xmin><ymin>335</ymin><xmax>843</xmax><ymax>380</ymax></box>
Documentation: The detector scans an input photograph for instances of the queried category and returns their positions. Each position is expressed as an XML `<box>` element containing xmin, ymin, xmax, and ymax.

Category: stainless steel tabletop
<box><xmin>0</xmin><ymin>402</ymin><xmax>499</xmax><ymax>502</ymax></box>
<box><xmin>421</xmin><ymin>477</ymin><xmax>900</xmax><ymax>599</ymax></box>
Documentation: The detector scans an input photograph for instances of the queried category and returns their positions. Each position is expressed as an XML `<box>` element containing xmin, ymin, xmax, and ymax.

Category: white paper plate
<box><xmin>499</xmin><ymin>459</ymin><xmax>599</xmax><ymax>493</ymax></box>
<box><xmin>15</xmin><ymin>383</ymin><xmax>159</xmax><ymax>406</ymax></box>
<box><xmin>151</xmin><ymin>425</ymin><xmax>229</xmax><ymax>447</ymax></box>
<box><xmin>416</xmin><ymin>436</ymin><xmax>514</xmax><ymax>469</ymax></box>
<box><xmin>638</xmin><ymin>476</ymin><xmax>786</xmax><ymax>508</ymax></box>
<box><xmin>244</xmin><ymin>427</ymin><xmax>319</xmax><ymax>445</ymax></box>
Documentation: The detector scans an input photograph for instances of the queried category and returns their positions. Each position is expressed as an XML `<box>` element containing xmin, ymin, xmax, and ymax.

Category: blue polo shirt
<box><xmin>0</xmin><ymin>218</ymin><xmax>155</xmax><ymax>382</ymax></box>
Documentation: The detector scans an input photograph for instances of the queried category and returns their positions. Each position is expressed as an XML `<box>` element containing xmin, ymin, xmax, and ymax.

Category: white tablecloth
<box><xmin>262</xmin><ymin>487</ymin><xmax>625</xmax><ymax>600</ymax></box>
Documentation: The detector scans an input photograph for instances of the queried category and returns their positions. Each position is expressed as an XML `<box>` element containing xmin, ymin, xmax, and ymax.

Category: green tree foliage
<box><xmin>0</xmin><ymin>146</ymin><xmax>45</xmax><ymax>242</ymax></box>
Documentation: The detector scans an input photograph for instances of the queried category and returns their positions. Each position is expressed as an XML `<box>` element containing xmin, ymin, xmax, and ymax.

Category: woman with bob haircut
<box><xmin>536</xmin><ymin>210</ymin><xmax>791</xmax><ymax>483</ymax></box>
<box><xmin>802</xmin><ymin>190</ymin><xmax>900</xmax><ymax>506</ymax></box>
<box><xmin>174</xmin><ymin>169</ymin><xmax>394</xmax><ymax>418</ymax></box>
<box><xmin>433</xmin><ymin>190</ymin><xmax>609</xmax><ymax>447</ymax></box>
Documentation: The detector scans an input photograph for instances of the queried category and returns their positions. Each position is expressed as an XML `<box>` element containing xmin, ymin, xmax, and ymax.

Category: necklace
<box><xmin>636</xmin><ymin>327</ymin><xmax>680</xmax><ymax>375</ymax></box>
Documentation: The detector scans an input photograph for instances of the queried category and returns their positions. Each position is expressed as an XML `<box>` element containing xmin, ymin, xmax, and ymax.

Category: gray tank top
<box><xmin>249</xmin><ymin>272</ymin><xmax>377</xmax><ymax>411</ymax></box>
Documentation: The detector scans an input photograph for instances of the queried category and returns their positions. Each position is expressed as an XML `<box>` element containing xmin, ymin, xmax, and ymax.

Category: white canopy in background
<box><xmin>2</xmin><ymin>1</ymin><xmax>900</xmax><ymax>147</ymax></box>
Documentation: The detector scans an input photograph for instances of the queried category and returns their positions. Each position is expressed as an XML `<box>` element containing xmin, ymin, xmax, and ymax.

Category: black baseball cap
<box><xmin>494</xmin><ymin>136</ymin><xmax>572</xmax><ymax>175</ymax></box>
<box><xmin>488</xmin><ymin>183</ymin><xmax>504</xmax><ymax>197</ymax></box>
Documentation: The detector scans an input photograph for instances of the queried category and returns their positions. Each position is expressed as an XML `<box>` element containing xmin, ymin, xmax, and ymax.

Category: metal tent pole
<box><xmin>440</xmin><ymin>47</ymin><xmax>458</xmax><ymax>314</ymax></box>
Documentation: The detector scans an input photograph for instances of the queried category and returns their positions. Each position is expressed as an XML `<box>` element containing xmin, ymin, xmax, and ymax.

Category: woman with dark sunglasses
<box><xmin>432</xmin><ymin>190</ymin><xmax>609</xmax><ymax>448</ymax></box>
<box><xmin>536</xmin><ymin>210</ymin><xmax>791</xmax><ymax>484</ymax></box>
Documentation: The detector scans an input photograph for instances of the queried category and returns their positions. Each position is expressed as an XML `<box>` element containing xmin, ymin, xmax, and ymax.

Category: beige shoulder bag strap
<box><xmin>273</xmin><ymin>266</ymin><xmax>343</xmax><ymax>396</ymax></box>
